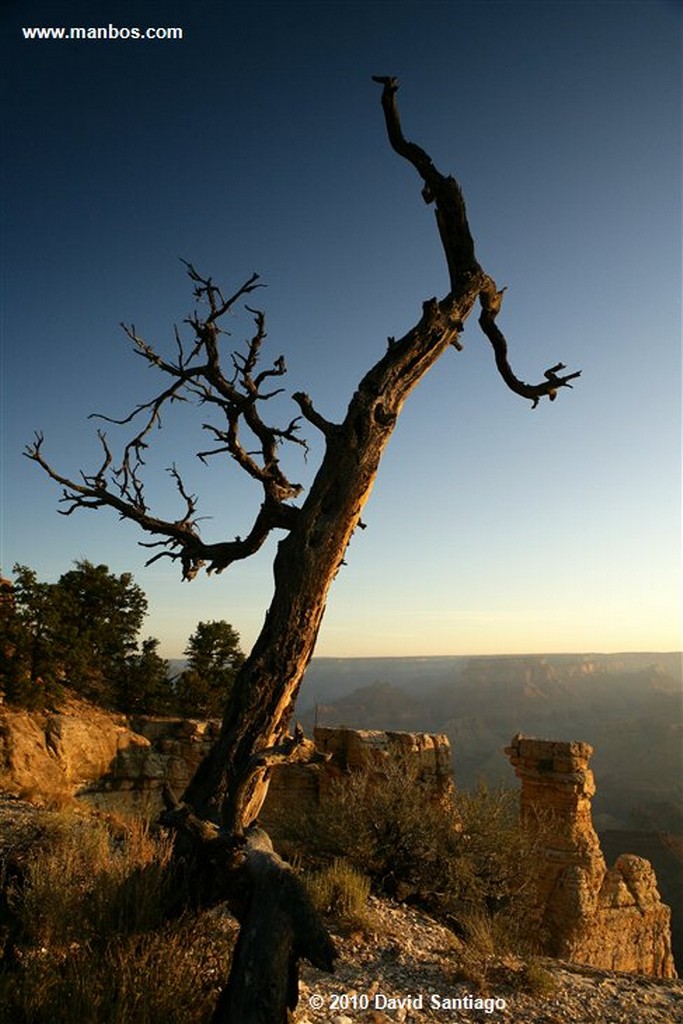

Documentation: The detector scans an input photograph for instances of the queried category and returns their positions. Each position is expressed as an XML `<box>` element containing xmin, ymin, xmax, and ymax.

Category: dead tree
<box><xmin>26</xmin><ymin>78</ymin><xmax>580</xmax><ymax>1023</ymax></box>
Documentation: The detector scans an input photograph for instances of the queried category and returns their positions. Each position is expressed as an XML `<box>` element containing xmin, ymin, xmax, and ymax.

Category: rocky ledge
<box><xmin>0</xmin><ymin>796</ymin><xmax>680</xmax><ymax>1024</ymax></box>
<box><xmin>297</xmin><ymin>897</ymin><xmax>683</xmax><ymax>1024</ymax></box>
<box><xmin>0</xmin><ymin>703</ymin><xmax>677</xmax><ymax>981</ymax></box>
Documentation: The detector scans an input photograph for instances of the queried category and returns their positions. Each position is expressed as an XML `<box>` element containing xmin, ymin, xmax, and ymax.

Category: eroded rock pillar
<box><xmin>505</xmin><ymin>734</ymin><xmax>676</xmax><ymax>977</ymax></box>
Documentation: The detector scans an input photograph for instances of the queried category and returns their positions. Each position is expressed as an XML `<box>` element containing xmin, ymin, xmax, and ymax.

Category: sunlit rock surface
<box><xmin>506</xmin><ymin>734</ymin><xmax>676</xmax><ymax>978</ymax></box>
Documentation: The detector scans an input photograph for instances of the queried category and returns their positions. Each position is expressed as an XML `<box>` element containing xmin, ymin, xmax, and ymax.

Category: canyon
<box><xmin>0</xmin><ymin>698</ymin><xmax>677</xmax><ymax>978</ymax></box>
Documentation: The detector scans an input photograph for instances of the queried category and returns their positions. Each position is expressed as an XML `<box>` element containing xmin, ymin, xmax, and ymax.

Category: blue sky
<box><xmin>2</xmin><ymin>1</ymin><xmax>680</xmax><ymax>659</ymax></box>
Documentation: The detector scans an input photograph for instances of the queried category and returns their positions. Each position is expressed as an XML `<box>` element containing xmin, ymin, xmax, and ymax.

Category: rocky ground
<box><xmin>297</xmin><ymin>897</ymin><xmax>683</xmax><ymax>1024</ymax></box>
<box><xmin>1</xmin><ymin>796</ymin><xmax>681</xmax><ymax>1023</ymax></box>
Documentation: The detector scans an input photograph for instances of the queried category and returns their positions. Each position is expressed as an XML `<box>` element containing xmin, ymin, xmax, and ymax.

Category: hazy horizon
<box><xmin>165</xmin><ymin>649</ymin><xmax>682</xmax><ymax>668</ymax></box>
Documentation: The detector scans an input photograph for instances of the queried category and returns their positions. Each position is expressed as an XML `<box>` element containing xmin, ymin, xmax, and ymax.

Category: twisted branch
<box><xmin>372</xmin><ymin>76</ymin><xmax>581</xmax><ymax>407</ymax></box>
<box><xmin>478</xmin><ymin>277</ymin><xmax>582</xmax><ymax>407</ymax></box>
<box><xmin>372</xmin><ymin>74</ymin><xmax>477</xmax><ymax>293</ymax></box>
<box><xmin>25</xmin><ymin>266</ymin><xmax>306</xmax><ymax>579</ymax></box>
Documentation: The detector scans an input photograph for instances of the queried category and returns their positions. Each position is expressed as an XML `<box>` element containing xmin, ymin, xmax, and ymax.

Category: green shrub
<box><xmin>272</xmin><ymin>758</ymin><xmax>548</xmax><ymax>955</ymax></box>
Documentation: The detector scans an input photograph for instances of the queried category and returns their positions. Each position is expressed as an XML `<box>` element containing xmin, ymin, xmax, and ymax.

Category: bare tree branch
<box><xmin>372</xmin><ymin>76</ymin><xmax>581</xmax><ymax>406</ymax></box>
<box><xmin>26</xmin><ymin>431</ymin><xmax>299</xmax><ymax>579</ymax></box>
<box><xmin>372</xmin><ymin>74</ymin><xmax>477</xmax><ymax>293</ymax></box>
<box><xmin>291</xmin><ymin>392</ymin><xmax>338</xmax><ymax>438</ymax></box>
<box><xmin>478</xmin><ymin>278</ymin><xmax>582</xmax><ymax>407</ymax></box>
<box><xmin>25</xmin><ymin>269</ymin><xmax>306</xmax><ymax>578</ymax></box>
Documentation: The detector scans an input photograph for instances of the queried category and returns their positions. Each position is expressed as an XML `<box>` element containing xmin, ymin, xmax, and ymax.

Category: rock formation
<box><xmin>0</xmin><ymin>703</ymin><xmax>220</xmax><ymax>815</ymax></box>
<box><xmin>0</xmin><ymin>706</ymin><xmax>451</xmax><ymax>820</ymax></box>
<box><xmin>505</xmin><ymin>734</ymin><xmax>676</xmax><ymax>978</ymax></box>
<box><xmin>0</xmin><ymin>705</ymin><xmax>150</xmax><ymax>802</ymax></box>
<box><xmin>0</xmin><ymin>702</ymin><xmax>676</xmax><ymax>978</ymax></box>
<box><xmin>313</xmin><ymin>725</ymin><xmax>452</xmax><ymax>780</ymax></box>
<box><xmin>261</xmin><ymin>726</ymin><xmax>453</xmax><ymax>826</ymax></box>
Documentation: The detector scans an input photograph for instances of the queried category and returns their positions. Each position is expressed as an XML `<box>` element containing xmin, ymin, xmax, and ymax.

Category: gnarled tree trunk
<box><xmin>182</xmin><ymin>288</ymin><xmax>478</xmax><ymax>832</ymax></box>
<box><xmin>28</xmin><ymin>78</ymin><xmax>579</xmax><ymax>1023</ymax></box>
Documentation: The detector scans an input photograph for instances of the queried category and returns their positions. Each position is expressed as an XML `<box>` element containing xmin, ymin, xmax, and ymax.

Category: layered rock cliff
<box><xmin>0</xmin><ymin>704</ymin><xmax>450</xmax><ymax>819</ymax></box>
<box><xmin>0</xmin><ymin>703</ymin><xmax>223</xmax><ymax>816</ymax></box>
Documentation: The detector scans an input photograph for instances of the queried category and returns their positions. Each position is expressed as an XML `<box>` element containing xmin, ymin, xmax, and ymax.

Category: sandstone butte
<box><xmin>0</xmin><ymin>701</ymin><xmax>676</xmax><ymax>978</ymax></box>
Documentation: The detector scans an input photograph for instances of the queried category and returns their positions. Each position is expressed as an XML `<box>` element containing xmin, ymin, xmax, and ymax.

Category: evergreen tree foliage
<box><xmin>52</xmin><ymin>560</ymin><xmax>148</xmax><ymax>704</ymax></box>
<box><xmin>176</xmin><ymin>620</ymin><xmax>245</xmax><ymax>718</ymax></box>
<box><xmin>0</xmin><ymin>561</ymin><xmax>170</xmax><ymax>712</ymax></box>
<box><xmin>1</xmin><ymin>565</ymin><xmax>66</xmax><ymax>707</ymax></box>
<box><xmin>0</xmin><ymin>566</ymin><xmax>246</xmax><ymax>717</ymax></box>
<box><xmin>116</xmin><ymin>637</ymin><xmax>171</xmax><ymax>715</ymax></box>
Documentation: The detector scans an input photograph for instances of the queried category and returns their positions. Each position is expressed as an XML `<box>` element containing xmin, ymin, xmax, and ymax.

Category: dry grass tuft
<box><xmin>520</xmin><ymin>958</ymin><xmax>558</xmax><ymax>996</ymax></box>
<box><xmin>305</xmin><ymin>857</ymin><xmax>374</xmax><ymax>934</ymax></box>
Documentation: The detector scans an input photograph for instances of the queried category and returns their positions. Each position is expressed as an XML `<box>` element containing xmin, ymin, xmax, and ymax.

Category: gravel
<box><xmin>296</xmin><ymin>896</ymin><xmax>683</xmax><ymax>1024</ymax></box>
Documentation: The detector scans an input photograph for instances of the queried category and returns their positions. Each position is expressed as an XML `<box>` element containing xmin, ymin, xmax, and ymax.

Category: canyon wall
<box><xmin>0</xmin><ymin>706</ymin><xmax>450</xmax><ymax>819</ymax></box>
<box><xmin>260</xmin><ymin>725</ymin><xmax>453</xmax><ymax>828</ymax></box>
<box><xmin>0</xmin><ymin>704</ymin><xmax>220</xmax><ymax>816</ymax></box>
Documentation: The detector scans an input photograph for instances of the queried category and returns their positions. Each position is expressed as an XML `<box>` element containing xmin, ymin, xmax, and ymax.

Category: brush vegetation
<box><xmin>305</xmin><ymin>857</ymin><xmax>374</xmax><ymax>935</ymax></box>
<box><xmin>0</xmin><ymin>810</ymin><xmax>235</xmax><ymax>1023</ymax></box>
<box><xmin>0</xmin><ymin>762</ymin><xmax>552</xmax><ymax>1020</ymax></box>
<box><xmin>271</xmin><ymin>757</ymin><xmax>549</xmax><ymax>955</ymax></box>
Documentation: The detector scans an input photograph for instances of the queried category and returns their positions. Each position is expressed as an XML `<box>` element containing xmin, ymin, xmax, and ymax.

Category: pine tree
<box><xmin>177</xmin><ymin>621</ymin><xmax>245</xmax><ymax>718</ymax></box>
